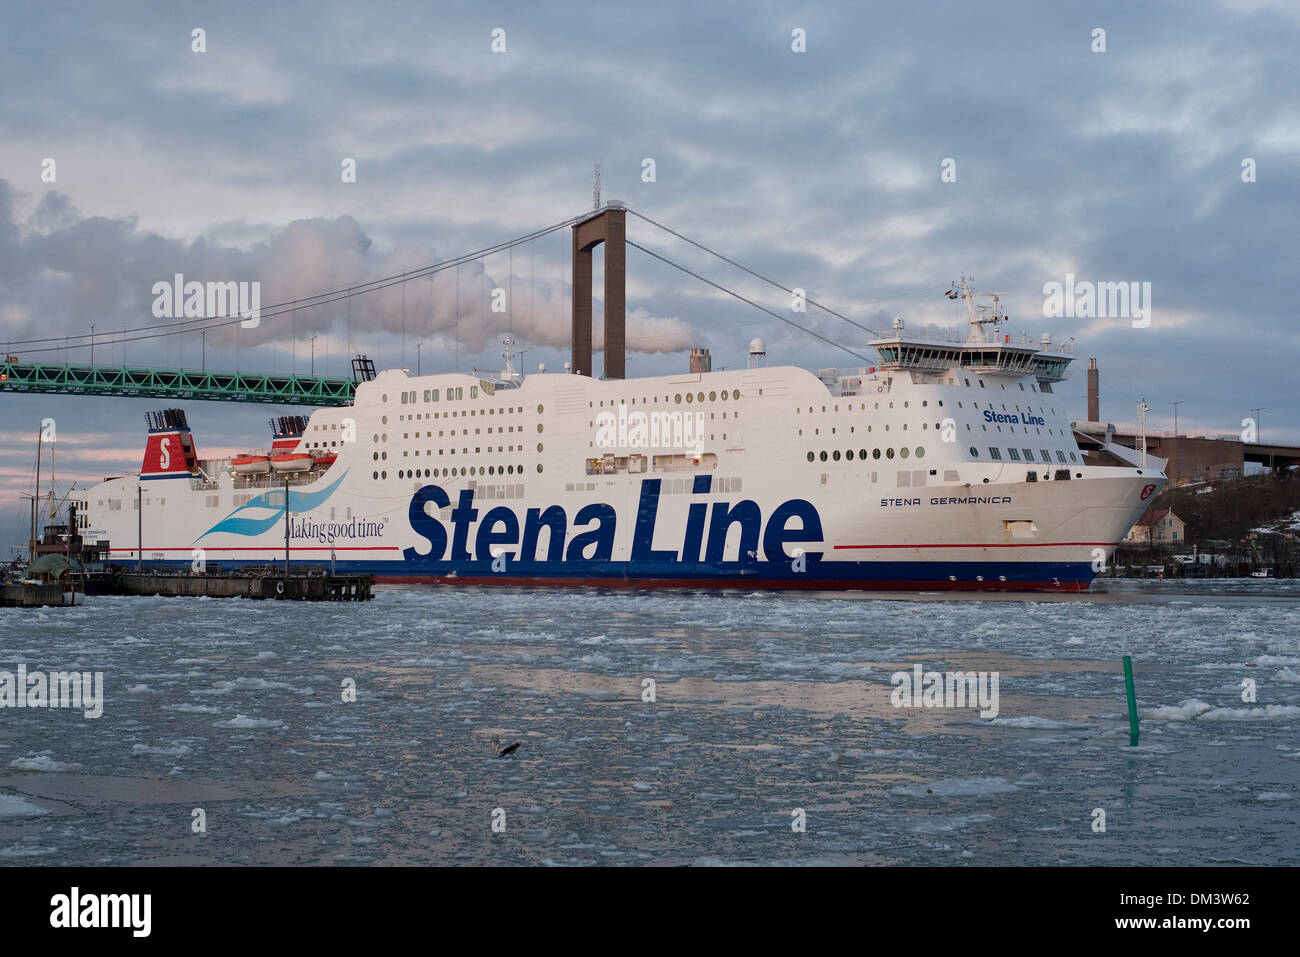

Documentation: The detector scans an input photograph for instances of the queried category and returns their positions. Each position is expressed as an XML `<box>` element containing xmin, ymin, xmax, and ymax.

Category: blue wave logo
<box><xmin>195</xmin><ymin>470</ymin><xmax>349</xmax><ymax>541</ymax></box>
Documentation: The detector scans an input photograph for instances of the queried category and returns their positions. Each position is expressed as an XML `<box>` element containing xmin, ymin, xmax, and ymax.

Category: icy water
<box><xmin>2</xmin><ymin>580</ymin><xmax>1298</xmax><ymax>866</ymax></box>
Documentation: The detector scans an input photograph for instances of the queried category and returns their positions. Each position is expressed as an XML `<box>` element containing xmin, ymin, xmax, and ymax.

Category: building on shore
<box><xmin>1125</xmin><ymin>507</ymin><xmax>1186</xmax><ymax>545</ymax></box>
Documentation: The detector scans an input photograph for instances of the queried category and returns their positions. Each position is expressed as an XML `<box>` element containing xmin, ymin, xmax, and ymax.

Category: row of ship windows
<box><xmin>798</xmin><ymin>400</ymin><xmax>1058</xmax><ymax>416</ymax></box>
<box><xmin>972</xmin><ymin>447</ymin><xmax>1078</xmax><ymax>464</ymax></box>
<box><xmin>374</xmin><ymin>465</ymin><xmax>545</xmax><ymax>480</ymax></box>
<box><xmin>799</xmin><ymin>424</ymin><xmax>1065</xmax><ymax>436</ymax></box>
<box><xmin>384</xmin><ymin>462</ymin><xmax>527</xmax><ymax>478</ymax></box>
<box><xmin>809</xmin><ymin>448</ymin><xmax>927</xmax><ymax>462</ymax></box>
<box><xmin>391</xmin><ymin>386</ymin><xmax>497</xmax><ymax>402</ymax></box>
<box><xmin>204</xmin><ymin>493</ymin><xmax>262</xmax><ymax>508</ymax></box>
<box><xmin>372</xmin><ymin>403</ymin><xmax>541</xmax><ymax>425</ymax></box>
<box><xmin>396</xmin><ymin>406</ymin><xmax>528</xmax><ymax>422</ymax></box>
<box><xmin>593</xmin><ymin>390</ymin><xmax>743</xmax><ymax>407</ymax></box>
<box><xmin>808</xmin><ymin>446</ymin><xmax>1080</xmax><ymax>465</ymax></box>
<box><xmin>375</xmin><ymin>424</ymin><xmax>543</xmax><ymax>441</ymax></box>
<box><xmin>374</xmin><ymin>443</ymin><xmax>538</xmax><ymax>459</ymax></box>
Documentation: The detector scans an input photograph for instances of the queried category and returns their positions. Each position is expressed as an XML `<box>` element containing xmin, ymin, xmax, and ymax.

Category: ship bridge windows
<box><xmin>989</xmin><ymin>447</ymin><xmax>1003</xmax><ymax>460</ymax></box>
<box><xmin>1007</xmin><ymin>448</ymin><xmax>1021</xmax><ymax>461</ymax></box>
<box><xmin>1055</xmin><ymin>451</ymin><xmax>1067</xmax><ymax>463</ymax></box>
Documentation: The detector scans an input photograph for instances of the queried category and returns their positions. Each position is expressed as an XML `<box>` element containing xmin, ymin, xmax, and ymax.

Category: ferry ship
<box><xmin>77</xmin><ymin>277</ymin><xmax>1164</xmax><ymax>592</ymax></box>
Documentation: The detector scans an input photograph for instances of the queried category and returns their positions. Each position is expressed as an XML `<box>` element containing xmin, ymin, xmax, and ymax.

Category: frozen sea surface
<box><xmin>1</xmin><ymin>579</ymin><xmax>1297</xmax><ymax>865</ymax></box>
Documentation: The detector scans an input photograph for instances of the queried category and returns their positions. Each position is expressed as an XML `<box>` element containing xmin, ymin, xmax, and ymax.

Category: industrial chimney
<box><xmin>1087</xmin><ymin>358</ymin><xmax>1099</xmax><ymax>422</ymax></box>
<box><xmin>689</xmin><ymin>348</ymin><xmax>711</xmax><ymax>374</ymax></box>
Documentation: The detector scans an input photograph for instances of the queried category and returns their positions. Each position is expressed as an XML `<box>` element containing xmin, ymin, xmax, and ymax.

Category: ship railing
<box><xmin>231</xmin><ymin>471</ymin><xmax>321</xmax><ymax>490</ymax></box>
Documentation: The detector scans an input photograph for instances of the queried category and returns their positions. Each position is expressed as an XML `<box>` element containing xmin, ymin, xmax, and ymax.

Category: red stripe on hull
<box><xmin>108</xmin><ymin>546</ymin><xmax>401</xmax><ymax>553</ymax></box>
<box><xmin>370</xmin><ymin>574</ymin><xmax>1091</xmax><ymax>594</ymax></box>
<box><xmin>833</xmin><ymin>541</ymin><xmax>1116</xmax><ymax>550</ymax></box>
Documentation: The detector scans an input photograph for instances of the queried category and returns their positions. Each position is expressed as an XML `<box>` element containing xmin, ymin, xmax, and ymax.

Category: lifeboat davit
<box><xmin>232</xmin><ymin>454</ymin><xmax>271</xmax><ymax>475</ymax></box>
<box><xmin>270</xmin><ymin>452</ymin><xmax>314</xmax><ymax>472</ymax></box>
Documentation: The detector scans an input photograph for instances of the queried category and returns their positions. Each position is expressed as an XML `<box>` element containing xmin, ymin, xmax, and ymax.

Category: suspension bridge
<box><xmin>0</xmin><ymin>203</ymin><xmax>932</xmax><ymax>406</ymax></box>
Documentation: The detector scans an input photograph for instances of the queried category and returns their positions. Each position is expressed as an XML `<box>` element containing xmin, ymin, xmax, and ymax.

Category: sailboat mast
<box><xmin>31</xmin><ymin>424</ymin><xmax>41</xmax><ymax>561</ymax></box>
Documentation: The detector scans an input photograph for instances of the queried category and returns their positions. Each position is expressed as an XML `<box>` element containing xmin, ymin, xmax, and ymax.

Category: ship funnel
<box><xmin>1087</xmin><ymin>357</ymin><xmax>1099</xmax><ymax>422</ymax></box>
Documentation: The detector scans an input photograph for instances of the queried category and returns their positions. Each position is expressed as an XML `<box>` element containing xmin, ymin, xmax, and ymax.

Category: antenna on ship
<box><xmin>1137</xmin><ymin>398</ymin><xmax>1149</xmax><ymax>468</ymax></box>
<box><xmin>593</xmin><ymin>162</ymin><xmax>602</xmax><ymax>210</ymax></box>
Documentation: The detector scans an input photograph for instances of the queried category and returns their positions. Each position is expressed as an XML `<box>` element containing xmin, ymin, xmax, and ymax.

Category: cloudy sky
<box><xmin>1</xmin><ymin>0</ymin><xmax>1296</xmax><ymax>548</ymax></box>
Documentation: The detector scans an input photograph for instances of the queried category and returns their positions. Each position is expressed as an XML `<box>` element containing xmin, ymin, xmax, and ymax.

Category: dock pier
<box><xmin>91</xmin><ymin>569</ymin><xmax>373</xmax><ymax>601</ymax></box>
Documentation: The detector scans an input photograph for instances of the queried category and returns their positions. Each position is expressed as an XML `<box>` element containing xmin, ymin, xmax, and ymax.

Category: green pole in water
<box><xmin>1123</xmin><ymin>655</ymin><xmax>1139</xmax><ymax>747</ymax></box>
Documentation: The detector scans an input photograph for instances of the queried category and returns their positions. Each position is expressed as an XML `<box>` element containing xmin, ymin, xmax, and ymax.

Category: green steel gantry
<box><xmin>0</xmin><ymin>360</ymin><xmax>357</xmax><ymax>406</ymax></box>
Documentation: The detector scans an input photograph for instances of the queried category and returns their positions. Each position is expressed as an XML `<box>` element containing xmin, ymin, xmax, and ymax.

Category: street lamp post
<box><xmin>1169</xmin><ymin>400</ymin><xmax>1184</xmax><ymax>437</ymax></box>
<box><xmin>310</xmin><ymin>335</ymin><xmax>317</xmax><ymax>376</ymax></box>
<box><xmin>416</xmin><ymin>342</ymin><xmax>421</xmax><ymax>376</ymax></box>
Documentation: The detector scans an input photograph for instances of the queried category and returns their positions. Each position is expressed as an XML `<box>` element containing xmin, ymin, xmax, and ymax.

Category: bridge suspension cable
<box><xmin>625</xmin><ymin>239</ymin><xmax>872</xmax><ymax>363</ymax></box>
<box><xmin>4</xmin><ymin>214</ymin><xmax>587</xmax><ymax>356</ymax></box>
<box><xmin>626</xmin><ymin>208</ymin><xmax>950</xmax><ymax>338</ymax></box>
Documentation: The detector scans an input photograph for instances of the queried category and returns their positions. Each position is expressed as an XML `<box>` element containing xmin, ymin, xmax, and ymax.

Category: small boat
<box><xmin>314</xmin><ymin>451</ymin><xmax>338</xmax><ymax>468</ymax></box>
<box><xmin>270</xmin><ymin>452</ymin><xmax>314</xmax><ymax>472</ymax></box>
<box><xmin>232</xmin><ymin>454</ymin><xmax>271</xmax><ymax>475</ymax></box>
<box><xmin>1251</xmin><ymin>568</ymin><xmax>1275</xmax><ymax>578</ymax></box>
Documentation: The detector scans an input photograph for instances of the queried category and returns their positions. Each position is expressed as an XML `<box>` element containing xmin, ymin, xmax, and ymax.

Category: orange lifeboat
<box><xmin>270</xmin><ymin>452</ymin><xmax>314</xmax><ymax>472</ymax></box>
<box><xmin>314</xmin><ymin>451</ymin><xmax>338</xmax><ymax>468</ymax></box>
<box><xmin>232</xmin><ymin>454</ymin><xmax>270</xmax><ymax>475</ymax></box>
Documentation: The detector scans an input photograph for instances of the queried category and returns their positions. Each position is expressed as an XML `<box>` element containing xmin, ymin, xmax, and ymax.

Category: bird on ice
<box><xmin>490</xmin><ymin>736</ymin><xmax>521</xmax><ymax>758</ymax></box>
